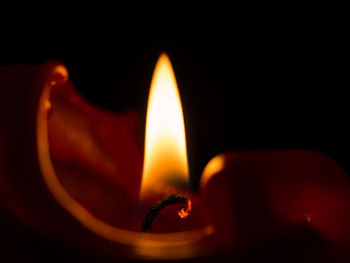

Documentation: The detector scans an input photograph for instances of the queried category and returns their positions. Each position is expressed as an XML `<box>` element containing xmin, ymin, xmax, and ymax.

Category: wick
<box><xmin>141</xmin><ymin>194</ymin><xmax>192</xmax><ymax>233</ymax></box>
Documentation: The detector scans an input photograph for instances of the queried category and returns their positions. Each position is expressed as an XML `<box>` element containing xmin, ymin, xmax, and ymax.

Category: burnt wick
<box><xmin>141</xmin><ymin>194</ymin><xmax>192</xmax><ymax>233</ymax></box>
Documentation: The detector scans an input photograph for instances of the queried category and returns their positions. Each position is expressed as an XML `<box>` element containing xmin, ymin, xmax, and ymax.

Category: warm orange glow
<box><xmin>140</xmin><ymin>53</ymin><xmax>189</xmax><ymax>199</ymax></box>
<box><xmin>178</xmin><ymin>200</ymin><xmax>192</xmax><ymax>219</ymax></box>
<box><xmin>200</xmin><ymin>154</ymin><xmax>225</xmax><ymax>188</ymax></box>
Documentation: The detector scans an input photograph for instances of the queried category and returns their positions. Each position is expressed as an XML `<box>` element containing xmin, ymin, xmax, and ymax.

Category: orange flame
<box><xmin>140</xmin><ymin>53</ymin><xmax>189</xmax><ymax>200</ymax></box>
<box><xmin>177</xmin><ymin>200</ymin><xmax>192</xmax><ymax>219</ymax></box>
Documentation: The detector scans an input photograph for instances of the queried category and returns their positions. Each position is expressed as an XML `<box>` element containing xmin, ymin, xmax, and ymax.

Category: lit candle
<box><xmin>0</xmin><ymin>55</ymin><xmax>350</xmax><ymax>261</ymax></box>
<box><xmin>138</xmin><ymin>53</ymin><xmax>201</xmax><ymax>233</ymax></box>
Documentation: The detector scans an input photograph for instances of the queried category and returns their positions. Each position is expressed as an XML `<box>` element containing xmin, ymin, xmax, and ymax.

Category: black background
<box><xmin>0</xmin><ymin>10</ymin><xmax>348</xmax><ymax>262</ymax></box>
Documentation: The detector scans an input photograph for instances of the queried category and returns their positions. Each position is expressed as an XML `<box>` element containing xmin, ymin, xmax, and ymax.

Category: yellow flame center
<box><xmin>140</xmin><ymin>53</ymin><xmax>189</xmax><ymax>200</ymax></box>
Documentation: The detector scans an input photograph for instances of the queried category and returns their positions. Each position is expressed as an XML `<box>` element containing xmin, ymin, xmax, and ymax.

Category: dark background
<box><xmin>0</xmin><ymin>12</ymin><xmax>348</xmax><ymax>262</ymax></box>
<box><xmin>2</xmin><ymin>17</ymin><xmax>348</xmax><ymax>183</ymax></box>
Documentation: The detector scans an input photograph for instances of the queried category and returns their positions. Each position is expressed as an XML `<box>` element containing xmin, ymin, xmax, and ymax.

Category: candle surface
<box><xmin>0</xmin><ymin>60</ymin><xmax>349</xmax><ymax>262</ymax></box>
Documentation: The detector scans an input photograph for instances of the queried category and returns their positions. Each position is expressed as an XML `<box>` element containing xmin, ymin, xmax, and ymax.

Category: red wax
<box><xmin>1</xmin><ymin>62</ymin><xmax>349</xmax><ymax>261</ymax></box>
<box><xmin>200</xmin><ymin>151</ymin><xmax>350</xmax><ymax>260</ymax></box>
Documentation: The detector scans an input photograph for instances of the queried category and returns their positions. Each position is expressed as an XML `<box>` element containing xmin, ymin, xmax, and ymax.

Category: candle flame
<box><xmin>140</xmin><ymin>53</ymin><xmax>189</xmax><ymax>200</ymax></box>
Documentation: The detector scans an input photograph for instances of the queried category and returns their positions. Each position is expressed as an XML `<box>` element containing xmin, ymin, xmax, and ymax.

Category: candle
<box><xmin>0</xmin><ymin>55</ymin><xmax>349</xmax><ymax>261</ymax></box>
<box><xmin>138</xmin><ymin>53</ymin><xmax>202</xmax><ymax>233</ymax></box>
